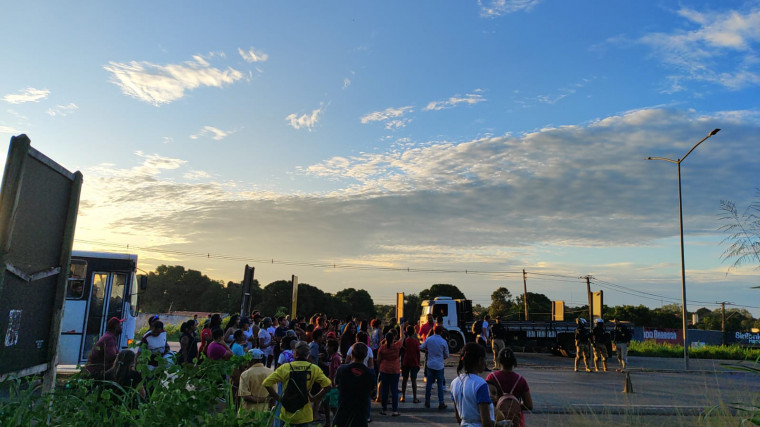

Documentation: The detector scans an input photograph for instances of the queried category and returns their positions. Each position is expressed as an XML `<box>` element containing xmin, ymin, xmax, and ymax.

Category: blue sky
<box><xmin>2</xmin><ymin>1</ymin><xmax>760</xmax><ymax>316</ymax></box>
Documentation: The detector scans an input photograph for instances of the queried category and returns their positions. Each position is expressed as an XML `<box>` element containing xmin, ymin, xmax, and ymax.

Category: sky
<box><xmin>2</xmin><ymin>1</ymin><xmax>760</xmax><ymax>317</ymax></box>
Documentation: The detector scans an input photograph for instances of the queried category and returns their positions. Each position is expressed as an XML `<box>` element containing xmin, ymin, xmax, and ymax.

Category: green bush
<box><xmin>0</xmin><ymin>351</ymin><xmax>273</xmax><ymax>426</ymax></box>
<box><xmin>629</xmin><ymin>341</ymin><xmax>760</xmax><ymax>360</ymax></box>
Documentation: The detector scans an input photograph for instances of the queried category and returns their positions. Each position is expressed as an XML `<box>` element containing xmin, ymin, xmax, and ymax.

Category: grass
<box><xmin>628</xmin><ymin>341</ymin><xmax>760</xmax><ymax>361</ymax></box>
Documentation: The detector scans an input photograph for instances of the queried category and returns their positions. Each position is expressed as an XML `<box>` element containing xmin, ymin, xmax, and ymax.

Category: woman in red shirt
<box><xmin>400</xmin><ymin>325</ymin><xmax>421</xmax><ymax>403</ymax></box>
<box><xmin>486</xmin><ymin>348</ymin><xmax>533</xmax><ymax>426</ymax></box>
<box><xmin>377</xmin><ymin>332</ymin><xmax>404</xmax><ymax>416</ymax></box>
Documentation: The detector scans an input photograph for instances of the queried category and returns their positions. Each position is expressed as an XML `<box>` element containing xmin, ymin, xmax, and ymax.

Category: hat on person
<box><xmin>249</xmin><ymin>348</ymin><xmax>265</xmax><ymax>360</ymax></box>
<box><xmin>107</xmin><ymin>317</ymin><xmax>125</xmax><ymax>330</ymax></box>
<box><xmin>595</xmin><ymin>318</ymin><xmax>604</xmax><ymax>324</ymax></box>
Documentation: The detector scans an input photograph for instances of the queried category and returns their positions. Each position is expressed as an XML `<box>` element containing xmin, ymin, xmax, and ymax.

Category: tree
<box><xmin>403</xmin><ymin>293</ymin><xmax>422</xmax><ymax>324</ymax></box>
<box><xmin>719</xmin><ymin>197</ymin><xmax>760</xmax><ymax>273</ymax></box>
<box><xmin>142</xmin><ymin>265</ymin><xmax>230</xmax><ymax>313</ymax></box>
<box><xmin>489</xmin><ymin>287</ymin><xmax>513</xmax><ymax>320</ymax></box>
<box><xmin>513</xmin><ymin>292</ymin><xmax>552</xmax><ymax>321</ymax></box>
<box><xmin>335</xmin><ymin>288</ymin><xmax>376</xmax><ymax>320</ymax></box>
<box><xmin>419</xmin><ymin>284</ymin><xmax>466</xmax><ymax>301</ymax></box>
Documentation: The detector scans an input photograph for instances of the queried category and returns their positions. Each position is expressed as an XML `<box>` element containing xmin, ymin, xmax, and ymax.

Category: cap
<box><xmin>249</xmin><ymin>348</ymin><xmax>265</xmax><ymax>360</ymax></box>
<box><xmin>107</xmin><ymin>317</ymin><xmax>125</xmax><ymax>329</ymax></box>
<box><xmin>595</xmin><ymin>318</ymin><xmax>604</xmax><ymax>323</ymax></box>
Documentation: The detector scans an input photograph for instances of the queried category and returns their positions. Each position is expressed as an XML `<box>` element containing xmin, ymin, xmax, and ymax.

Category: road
<box><xmin>366</xmin><ymin>352</ymin><xmax>758</xmax><ymax>426</ymax></box>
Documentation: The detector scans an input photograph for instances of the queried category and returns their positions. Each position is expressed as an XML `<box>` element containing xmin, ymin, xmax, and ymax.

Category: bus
<box><xmin>58</xmin><ymin>251</ymin><xmax>146</xmax><ymax>366</ymax></box>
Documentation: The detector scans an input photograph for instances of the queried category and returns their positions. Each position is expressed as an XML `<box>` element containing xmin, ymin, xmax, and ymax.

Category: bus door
<box><xmin>59</xmin><ymin>260</ymin><xmax>88</xmax><ymax>365</ymax></box>
<box><xmin>80</xmin><ymin>272</ymin><xmax>127</xmax><ymax>361</ymax></box>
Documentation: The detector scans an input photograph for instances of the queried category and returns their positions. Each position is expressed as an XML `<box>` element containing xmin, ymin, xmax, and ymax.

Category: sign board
<box><xmin>291</xmin><ymin>275</ymin><xmax>299</xmax><ymax>317</ymax></box>
<box><xmin>240</xmin><ymin>265</ymin><xmax>254</xmax><ymax>317</ymax></box>
<box><xmin>552</xmin><ymin>300</ymin><xmax>564</xmax><ymax>321</ymax></box>
<box><xmin>0</xmin><ymin>135</ymin><xmax>81</xmax><ymax>390</ymax></box>
<box><xmin>733</xmin><ymin>331</ymin><xmax>760</xmax><ymax>347</ymax></box>
<box><xmin>396</xmin><ymin>292</ymin><xmax>404</xmax><ymax>324</ymax></box>
<box><xmin>642</xmin><ymin>327</ymin><xmax>683</xmax><ymax>344</ymax></box>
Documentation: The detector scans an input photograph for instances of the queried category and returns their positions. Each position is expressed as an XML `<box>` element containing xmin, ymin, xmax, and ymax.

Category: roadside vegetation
<box><xmin>0</xmin><ymin>352</ymin><xmax>269</xmax><ymax>426</ymax></box>
<box><xmin>629</xmin><ymin>341</ymin><xmax>760</xmax><ymax>360</ymax></box>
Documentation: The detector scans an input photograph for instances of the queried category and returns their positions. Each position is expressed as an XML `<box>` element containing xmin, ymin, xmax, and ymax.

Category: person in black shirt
<box><xmin>334</xmin><ymin>343</ymin><xmax>375</xmax><ymax>427</ymax></box>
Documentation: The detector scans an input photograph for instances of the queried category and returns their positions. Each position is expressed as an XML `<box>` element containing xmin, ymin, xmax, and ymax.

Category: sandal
<box><xmin>399</xmin><ymin>397</ymin><xmax>405</xmax><ymax>403</ymax></box>
<box><xmin>413</xmin><ymin>398</ymin><xmax>421</xmax><ymax>403</ymax></box>
<box><xmin>392</xmin><ymin>412</ymin><xmax>400</xmax><ymax>417</ymax></box>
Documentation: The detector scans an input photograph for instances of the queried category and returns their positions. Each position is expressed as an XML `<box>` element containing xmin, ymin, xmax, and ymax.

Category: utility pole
<box><xmin>586</xmin><ymin>276</ymin><xmax>592</xmax><ymax>321</ymax></box>
<box><xmin>523</xmin><ymin>269</ymin><xmax>529</xmax><ymax>321</ymax></box>
<box><xmin>721</xmin><ymin>302</ymin><xmax>726</xmax><ymax>345</ymax></box>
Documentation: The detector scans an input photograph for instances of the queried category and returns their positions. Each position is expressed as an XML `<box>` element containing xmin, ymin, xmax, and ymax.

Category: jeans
<box><xmin>425</xmin><ymin>367</ymin><xmax>445</xmax><ymax>405</ymax></box>
<box><xmin>379</xmin><ymin>372</ymin><xmax>400</xmax><ymax>411</ymax></box>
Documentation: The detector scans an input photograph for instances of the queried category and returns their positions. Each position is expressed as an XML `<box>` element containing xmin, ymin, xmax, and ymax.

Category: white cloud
<box><xmin>286</xmin><ymin>107</ymin><xmax>323</xmax><ymax>131</ymax></box>
<box><xmin>343</xmin><ymin>78</ymin><xmax>351</xmax><ymax>89</ymax></box>
<box><xmin>424</xmin><ymin>90</ymin><xmax>486</xmax><ymax>111</ymax></box>
<box><xmin>190</xmin><ymin>125</ymin><xmax>232</xmax><ymax>141</ymax></box>
<box><xmin>184</xmin><ymin>170</ymin><xmax>212</xmax><ymax>180</ymax></box>
<box><xmin>3</xmin><ymin>88</ymin><xmax>50</xmax><ymax>104</ymax></box>
<box><xmin>479</xmin><ymin>0</ymin><xmax>542</xmax><ymax>17</ymax></box>
<box><xmin>238</xmin><ymin>47</ymin><xmax>269</xmax><ymax>63</ymax></box>
<box><xmin>0</xmin><ymin>125</ymin><xmax>20</xmax><ymax>134</ymax></box>
<box><xmin>104</xmin><ymin>55</ymin><xmax>244</xmax><ymax>106</ymax></box>
<box><xmin>47</xmin><ymin>103</ymin><xmax>79</xmax><ymax>117</ymax></box>
<box><xmin>639</xmin><ymin>6</ymin><xmax>760</xmax><ymax>90</ymax></box>
<box><xmin>360</xmin><ymin>106</ymin><xmax>413</xmax><ymax>124</ymax></box>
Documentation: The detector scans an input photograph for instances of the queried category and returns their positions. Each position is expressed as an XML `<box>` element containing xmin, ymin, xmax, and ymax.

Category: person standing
<box><xmin>489</xmin><ymin>318</ymin><xmax>508</xmax><ymax>370</ymax></box>
<box><xmin>421</xmin><ymin>326</ymin><xmax>449</xmax><ymax>410</ymax></box>
<box><xmin>259</xmin><ymin>317</ymin><xmax>275</xmax><ymax>368</ymax></box>
<box><xmin>450</xmin><ymin>343</ymin><xmax>495</xmax><ymax>427</ymax></box>
<box><xmin>400</xmin><ymin>325</ymin><xmax>421</xmax><ymax>404</ymax></box>
<box><xmin>611</xmin><ymin>319</ymin><xmax>632</xmax><ymax>371</ymax></box>
<box><xmin>377</xmin><ymin>332</ymin><xmax>404</xmax><ymax>416</ymax></box>
<box><xmin>178</xmin><ymin>320</ymin><xmax>199</xmax><ymax>366</ymax></box>
<box><xmin>84</xmin><ymin>317</ymin><xmax>123</xmax><ymax>379</ymax></box>
<box><xmin>486</xmin><ymin>348</ymin><xmax>532</xmax><ymax>427</ymax></box>
<box><xmin>263</xmin><ymin>341</ymin><xmax>332</xmax><ymax>427</ymax></box>
<box><xmin>574</xmin><ymin>318</ymin><xmax>592</xmax><ymax>373</ymax></box>
<box><xmin>207</xmin><ymin>328</ymin><xmax>233</xmax><ymax>361</ymax></box>
<box><xmin>418</xmin><ymin>314</ymin><xmax>435</xmax><ymax>342</ymax></box>
<box><xmin>591</xmin><ymin>319</ymin><xmax>610</xmax><ymax>372</ymax></box>
<box><xmin>334</xmin><ymin>343</ymin><xmax>376</xmax><ymax>427</ymax></box>
<box><xmin>238</xmin><ymin>349</ymin><xmax>274</xmax><ymax>415</ymax></box>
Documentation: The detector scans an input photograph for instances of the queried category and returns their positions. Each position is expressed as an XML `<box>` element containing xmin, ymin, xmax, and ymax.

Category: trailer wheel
<box><xmin>448</xmin><ymin>334</ymin><xmax>465</xmax><ymax>354</ymax></box>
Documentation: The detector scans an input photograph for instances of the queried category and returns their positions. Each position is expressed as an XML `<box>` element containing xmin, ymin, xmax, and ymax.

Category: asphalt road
<box><xmin>366</xmin><ymin>352</ymin><xmax>759</xmax><ymax>426</ymax></box>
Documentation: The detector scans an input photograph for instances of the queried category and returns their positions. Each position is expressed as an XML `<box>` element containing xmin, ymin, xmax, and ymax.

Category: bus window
<box><xmin>130</xmin><ymin>274</ymin><xmax>139</xmax><ymax>317</ymax></box>
<box><xmin>82</xmin><ymin>273</ymin><xmax>108</xmax><ymax>359</ymax></box>
<box><xmin>66</xmin><ymin>279</ymin><xmax>85</xmax><ymax>299</ymax></box>
<box><xmin>70</xmin><ymin>259</ymin><xmax>87</xmax><ymax>279</ymax></box>
<box><xmin>107</xmin><ymin>274</ymin><xmax>126</xmax><ymax>321</ymax></box>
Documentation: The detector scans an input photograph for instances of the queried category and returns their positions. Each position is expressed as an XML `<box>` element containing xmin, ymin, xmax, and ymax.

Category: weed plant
<box><xmin>0</xmin><ymin>350</ymin><xmax>274</xmax><ymax>426</ymax></box>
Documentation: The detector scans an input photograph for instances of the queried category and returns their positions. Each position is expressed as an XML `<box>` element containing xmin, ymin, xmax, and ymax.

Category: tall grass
<box><xmin>629</xmin><ymin>341</ymin><xmax>760</xmax><ymax>360</ymax></box>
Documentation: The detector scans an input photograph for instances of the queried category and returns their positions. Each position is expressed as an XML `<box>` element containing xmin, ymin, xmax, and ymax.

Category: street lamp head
<box><xmin>709</xmin><ymin>128</ymin><xmax>721</xmax><ymax>136</ymax></box>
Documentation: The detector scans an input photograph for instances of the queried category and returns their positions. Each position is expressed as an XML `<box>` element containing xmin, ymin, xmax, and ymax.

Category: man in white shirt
<box><xmin>420</xmin><ymin>326</ymin><xmax>449</xmax><ymax>409</ymax></box>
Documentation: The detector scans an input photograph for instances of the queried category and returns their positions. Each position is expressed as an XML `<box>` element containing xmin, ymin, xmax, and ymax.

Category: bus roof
<box><xmin>71</xmin><ymin>250</ymin><xmax>138</xmax><ymax>262</ymax></box>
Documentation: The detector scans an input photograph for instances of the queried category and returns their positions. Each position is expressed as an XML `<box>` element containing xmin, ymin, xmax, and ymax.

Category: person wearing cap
<box><xmin>591</xmin><ymin>319</ymin><xmax>610</xmax><ymax>372</ymax></box>
<box><xmin>238</xmin><ymin>348</ymin><xmax>274</xmax><ymax>414</ymax></box>
<box><xmin>574</xmin><ymin>318</ymin><xmax>592</xmax><ymax>373</ymax></box>
<box><xmin>420</xmin><ymin>325</ymin><xmax>449</xmax><ymax>410</ymax></box>
<box><xmin>611</xmin><ymin>319</ymin><xmax>632</xmax><ymax>371</ymax></box>
<box><xmin>84</xmin><ymin>316</ymin><xmax>123</xmax><ymax>379</ymax></box>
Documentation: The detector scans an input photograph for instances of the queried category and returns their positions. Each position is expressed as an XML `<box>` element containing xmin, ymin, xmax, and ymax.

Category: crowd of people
<box><xmin>84</xmin><ymin>311</ymin><xmax>584</xmax><ymax>426</ymax></box>
<box><xmin>573</xmin><ymin>317</ymin><xmax>632</xmax><ymax>373</ymax></box>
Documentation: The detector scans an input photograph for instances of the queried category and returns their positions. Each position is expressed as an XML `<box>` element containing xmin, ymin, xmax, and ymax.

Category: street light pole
<box><xmin>647</xmin><ymin>128</ymin><xmax>720</xmax><ymax>371</ymax></box>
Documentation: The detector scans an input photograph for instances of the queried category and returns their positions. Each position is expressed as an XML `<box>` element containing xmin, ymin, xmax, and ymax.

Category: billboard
<box><xmin>642</xmin><ymin>327</ymin><xmax>683</xmax><ymax>344</ymax></box>
<box><xmin>0</xmin><ymin>135</ymin><xmax>81</xmax><ymax>390</ymax></box>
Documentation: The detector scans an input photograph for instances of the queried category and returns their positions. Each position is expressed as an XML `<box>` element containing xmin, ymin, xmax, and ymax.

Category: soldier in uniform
<box><xmin>574</xmin><ymin>318</ymin><xmax>592</xmax><ymax>372</ymax></box>
<box><xmin>591</xmin><ymin>319</ymin><xmax>609</xmax><ymax>372</ymax></box>
<box><xmin>611</xmin><ymin>319</ymin><xmax>632</xmax><ymax>371</ymax></box>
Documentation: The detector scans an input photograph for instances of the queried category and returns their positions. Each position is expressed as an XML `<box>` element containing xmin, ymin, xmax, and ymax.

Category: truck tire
<box><xmin>448</xmin><ymin>333</ymin><xmax>465</xmax><ymax>354</ymax></box>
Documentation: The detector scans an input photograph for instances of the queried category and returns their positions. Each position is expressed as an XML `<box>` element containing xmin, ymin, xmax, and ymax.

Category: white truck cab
<box><xmin>419</xmin><ymin>296</ymin><xmax>473</xmax><ymax>353</ymax></box>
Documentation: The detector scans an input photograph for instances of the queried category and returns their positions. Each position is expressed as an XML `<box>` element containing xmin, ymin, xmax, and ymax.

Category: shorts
<box><xmin>402</xmin><ymin>365</ymin><xmax>420</xmax><ymax>380</ymax></box>
<box><xmin>325</xmin><ymin>388</ymin><xmax>340</xmax><ymax>409</ymax></box>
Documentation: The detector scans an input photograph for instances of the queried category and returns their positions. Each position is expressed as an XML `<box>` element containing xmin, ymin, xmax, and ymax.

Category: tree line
<box><xmin>140</xmin><ymin>265</ymin><xmax>758</xmax><ymax>331</ymax></box>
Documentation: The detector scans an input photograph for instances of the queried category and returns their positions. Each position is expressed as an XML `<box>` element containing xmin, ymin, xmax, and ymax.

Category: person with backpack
<box><xmin>263</xmin><ymin>341</ymin><xmax>332</xmax><ymax>426</ymax></box>
<box><xmin>450</xmin><ymin>342</ymin><xmax>495</xmax><ymax>427</ymax></box>
<box><xmin>611</xmin><ymin>319</ymin><xmax>632</xmax><ymax>371</ymax></box>
<box><xmin>574</xmin><ymin>318</ymin><xmax>592</xmax><ymax>373</ymax></box>
<box><xmin>591</xmin><ymin>319</ymin><xmax>610</xmax><ymax>372</ymax></box>
<box><xmin>486</xmin><ymin>348</ymin><xmax>532</xmax><ymax>427</ymax></box>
